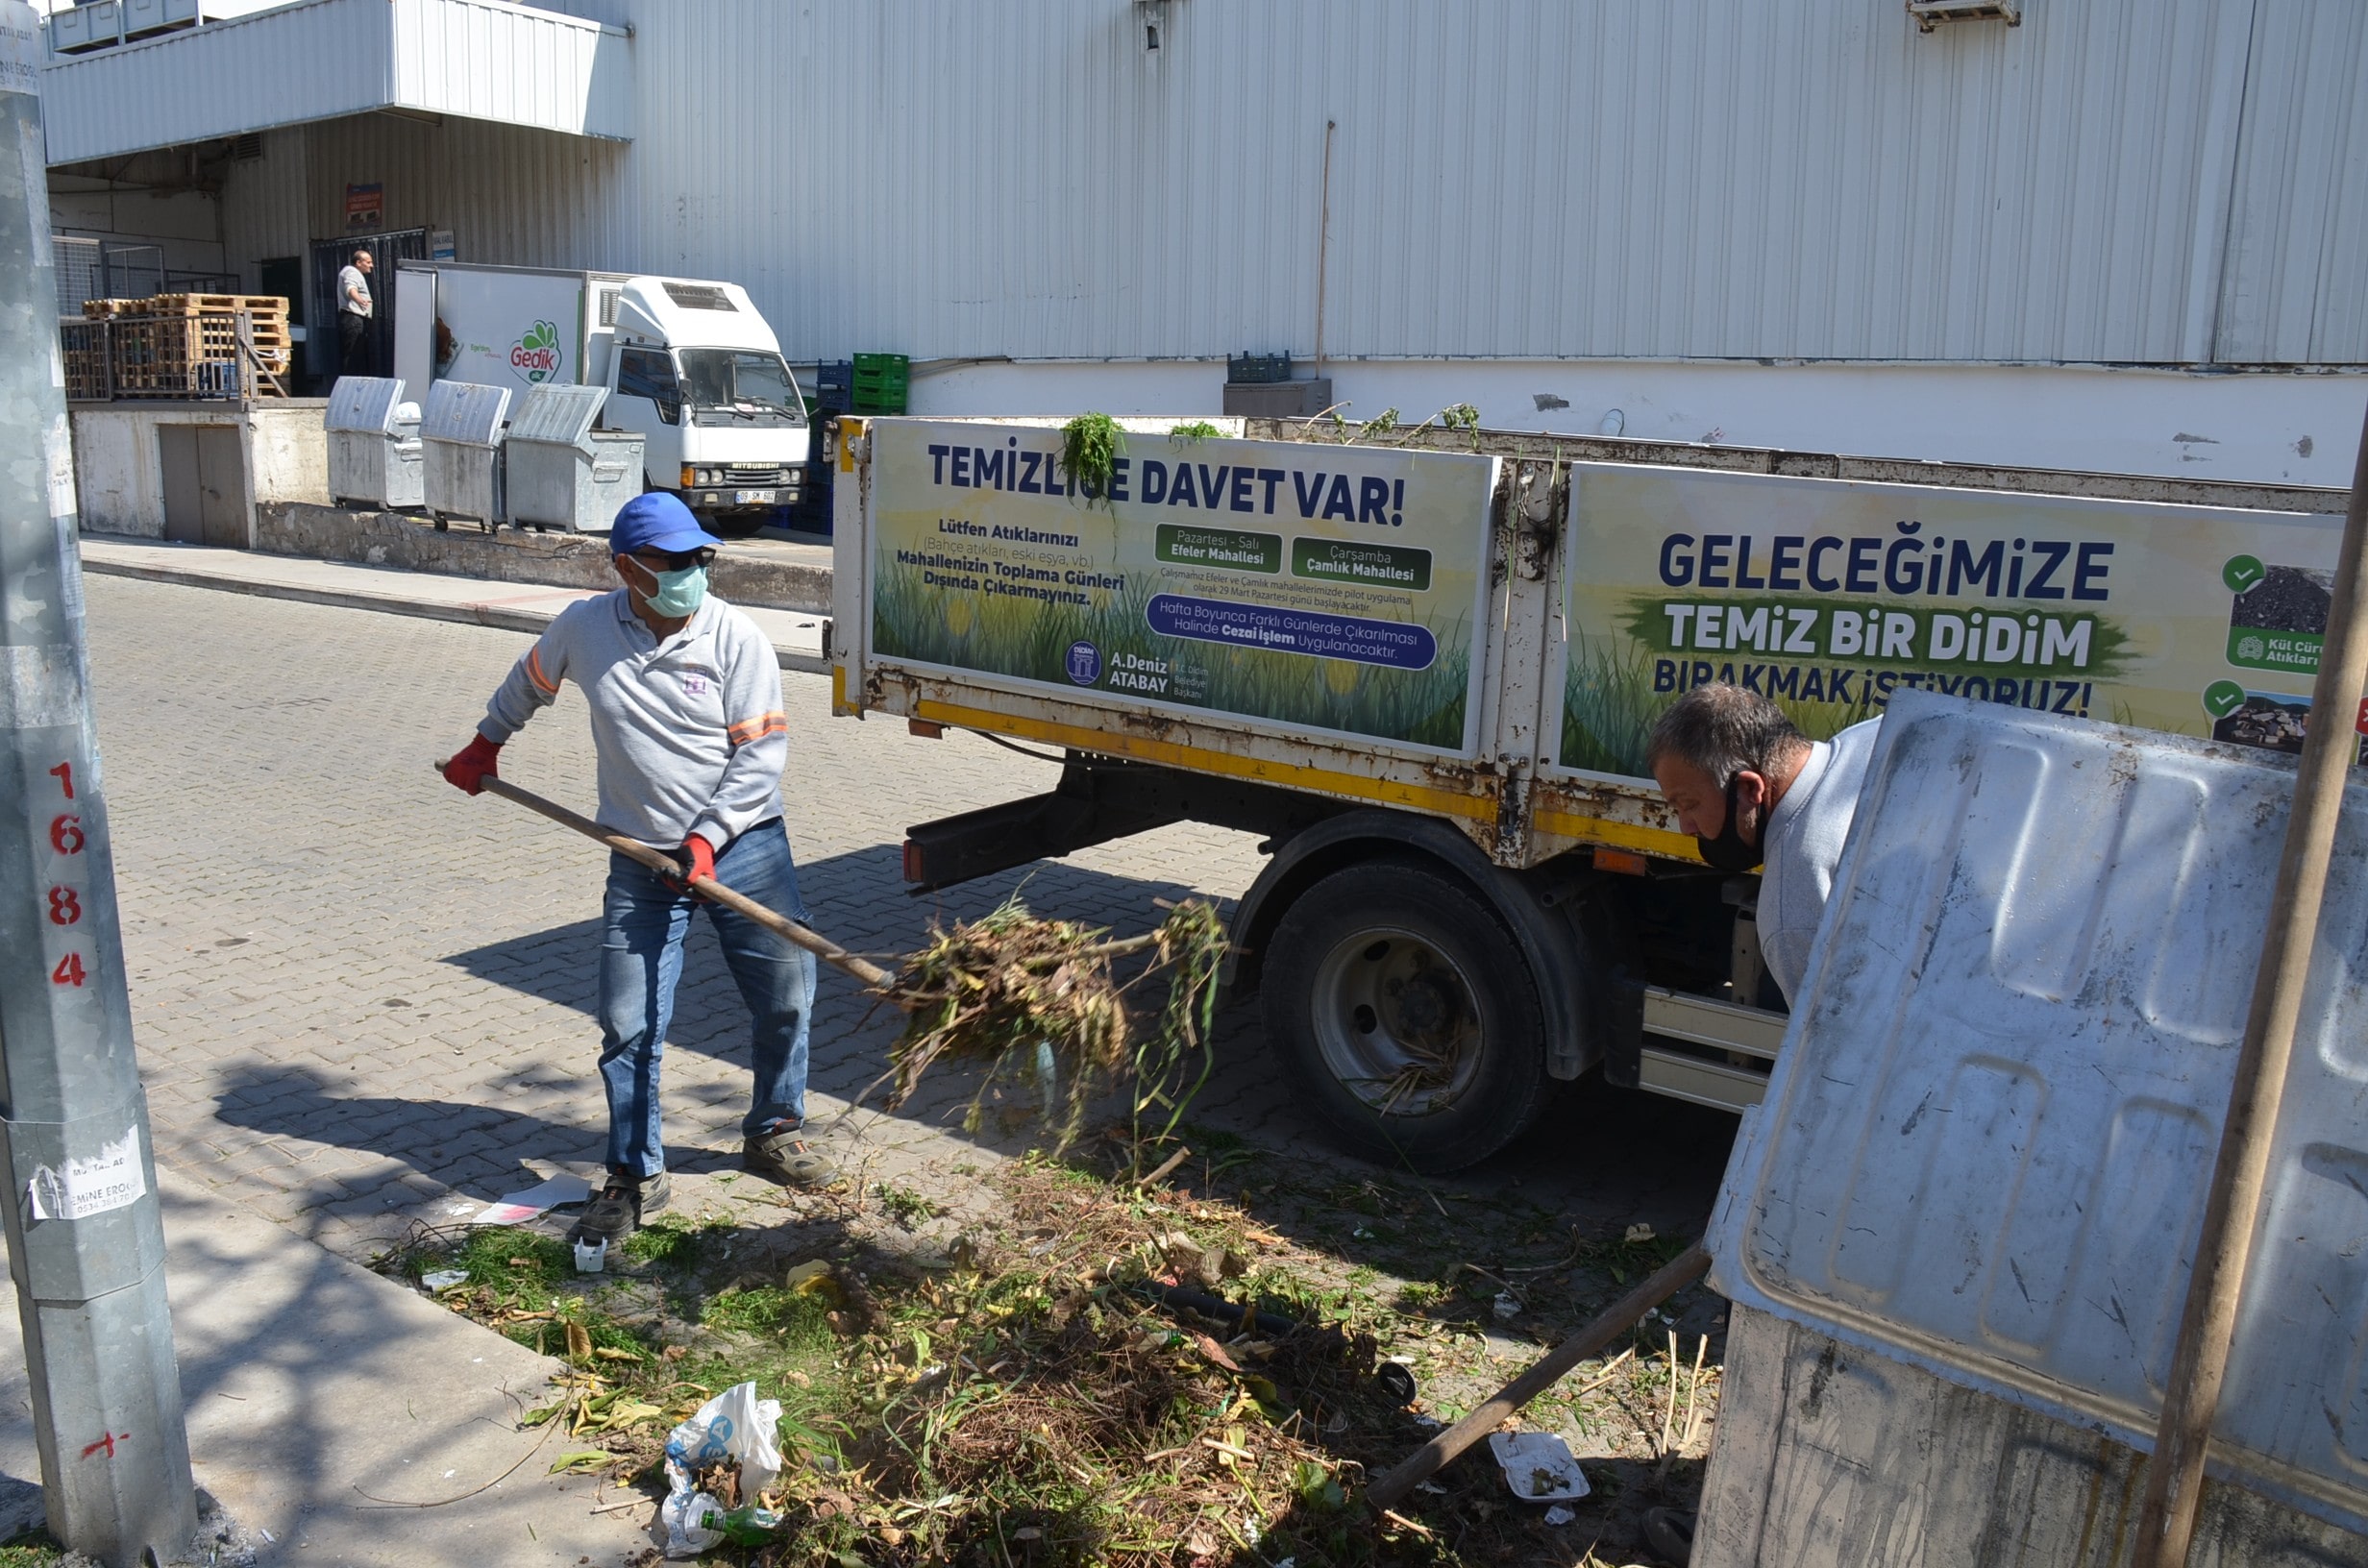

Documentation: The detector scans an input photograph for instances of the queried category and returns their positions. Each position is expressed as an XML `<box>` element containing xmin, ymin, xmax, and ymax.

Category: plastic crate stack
<box><xmin>792</xmin><ymin>361</ymin><xmax>854</xmax><ymax>533</ymax></box>
<box><xmin>849</xmin><ymin>352</ymin><xmax>909</xmax><ymax>414</ymax></box>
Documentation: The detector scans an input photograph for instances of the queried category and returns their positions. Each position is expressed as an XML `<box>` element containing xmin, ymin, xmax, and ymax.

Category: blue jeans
<box><xmin>596</xmin><ymin>819</ymin><xmax>817</xmax><ymax>1178</ymax></box>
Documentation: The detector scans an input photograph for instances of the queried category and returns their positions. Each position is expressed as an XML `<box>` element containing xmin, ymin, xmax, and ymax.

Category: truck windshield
<box><xmin>675</xmin><ymin>350</ymin><xmax>806</xmax><ymax>426</ymax></box>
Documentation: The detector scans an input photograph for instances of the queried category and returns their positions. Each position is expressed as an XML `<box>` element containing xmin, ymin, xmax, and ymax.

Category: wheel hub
<box><xmin>1308</xmin><ymin>927</ymin><xmax>1485</xmax><ymax>1115</ymax></box>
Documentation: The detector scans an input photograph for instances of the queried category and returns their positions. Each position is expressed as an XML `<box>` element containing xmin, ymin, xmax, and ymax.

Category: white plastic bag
<box><xmin>658</xmin><ymin>1380</ymin><xmax>782</xmax><ymax>1557</ymax></box>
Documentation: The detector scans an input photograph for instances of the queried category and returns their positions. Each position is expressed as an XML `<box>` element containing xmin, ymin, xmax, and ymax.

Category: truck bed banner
<box><xmin>867</xmin><ymin>422</ymin><xmax>1497</xmax><ymax>753</ymax></box>
<box><xmin>1554</xmin><ymin>464</ymin><xmax>2350</xmax><ymax>780</ymax></box>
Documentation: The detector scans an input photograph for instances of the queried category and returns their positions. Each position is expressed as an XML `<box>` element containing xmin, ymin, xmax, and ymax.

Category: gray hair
<box><xmin>1644</xmin><ymin>684</ymin><xmax>1808</xmax><ymax>787</ymax></box>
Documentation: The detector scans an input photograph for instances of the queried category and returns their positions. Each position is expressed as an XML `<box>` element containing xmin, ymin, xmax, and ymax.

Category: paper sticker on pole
<box><xmin>865</xmin><ymin>420</ymin><xmax>1497</xmax><ymax>755</ymax></box>
<box><xmin>26</xmin><ymin>1128</ymin><xmax>146</xmax><ymax>1222</ymax></box>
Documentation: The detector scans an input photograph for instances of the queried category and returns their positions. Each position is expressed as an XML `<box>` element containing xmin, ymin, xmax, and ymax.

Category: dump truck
<box><xmin>391</xmin><ymin>261</ymin><xmax>808</xmax><ymax>532</ymax></box>
<box><xmin>828</xmin><ymin>415</ymin><xmax>2349</xmax><ymax>1170</ymax></box>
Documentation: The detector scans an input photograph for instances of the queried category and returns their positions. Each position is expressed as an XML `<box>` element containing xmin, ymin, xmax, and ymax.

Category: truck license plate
<box><xmin>733</xmin><ymin>489</ymin><xmax>775</xmax><ymax>505</ymax></box>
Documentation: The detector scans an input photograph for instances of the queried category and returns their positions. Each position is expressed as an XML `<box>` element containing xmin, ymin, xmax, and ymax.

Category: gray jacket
<box><xmin>478</xmin><ymin>590</ymin><xmax>787</xmax><ymax>849</ymax></box>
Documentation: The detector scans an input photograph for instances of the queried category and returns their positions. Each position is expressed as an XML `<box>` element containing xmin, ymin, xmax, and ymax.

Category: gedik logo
<box><xmin>510</xmin><ymin>320</ymin><xmax>562</xmax><ymax>383</ymax></box>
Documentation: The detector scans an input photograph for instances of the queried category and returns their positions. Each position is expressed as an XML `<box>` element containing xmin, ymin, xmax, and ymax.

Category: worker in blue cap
<box><xmin>441</xmin><ymin>492</ymin><xmax>832</xmax><ymax>1245</ymax></box>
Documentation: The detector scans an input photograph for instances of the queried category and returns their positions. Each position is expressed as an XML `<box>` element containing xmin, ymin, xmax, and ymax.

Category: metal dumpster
<box><xmin>420</xmin><ymin>380</ymin><xmax>510</xmax><ymax>531</ymax></box>
<box><xmin>503</xmin><ymin>384</ymin><xmax>646</xmax><ymax>534</ymax></box>
<box><xmin>325</xmin><ymin>377</ymin><xmax>423</xmax><ymax>510</ymax></box>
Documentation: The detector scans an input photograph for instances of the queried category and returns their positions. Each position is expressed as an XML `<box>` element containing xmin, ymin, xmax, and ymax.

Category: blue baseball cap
<box><xmin>609</xmin><ymin>492</ymin><xmax>723</xmax><ymax>556</ymax></box>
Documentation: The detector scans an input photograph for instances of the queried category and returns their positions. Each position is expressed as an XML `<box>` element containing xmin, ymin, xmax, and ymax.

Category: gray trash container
<box><xmin>325</xmin><ymin>377</ymin><xmax>424</xmax><ymax>510</ymax></box>
<box><xmin>503</xmin><ymin>384</ymin><xmax>647</xmax><ymax>534</ymax></box>
<box><xmin>421</xmin><ymin>380</ymin><xmax>511</xmax><ymax>532</ymax></box>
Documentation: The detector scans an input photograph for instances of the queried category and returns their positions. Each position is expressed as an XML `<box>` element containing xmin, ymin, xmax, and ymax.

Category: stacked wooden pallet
<box><xmin>59</xmin><ymin>319</ymin><xmax>111</xmax><ymax>401</ymax></box>
<box><xmin>76</xmin><ymin>293</ymin><xmax>292</xmax><ymax>396</ymax></box>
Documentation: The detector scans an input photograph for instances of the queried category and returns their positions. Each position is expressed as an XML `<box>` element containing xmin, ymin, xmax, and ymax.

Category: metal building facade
<box><xmin>97</xmin><ymin>0</ymin><xmax>2368</xmax><ymax>369</ymax></box>
<box><xmin>566</xmin><ymin>0</ymin><xmax>2365</xmax><ymax>368</ymax></box>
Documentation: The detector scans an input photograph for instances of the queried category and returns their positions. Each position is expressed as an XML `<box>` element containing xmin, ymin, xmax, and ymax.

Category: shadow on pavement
<box><xmin>210</xmin><ymin>1065</ymin><xmax>606</xmax><ymax>1196</ymax></box>
<box><xmin>432</xmin><ymin>840</ymin><xmax>1233</xmax><ymax>1085</ymax></box>
<box><xmin>416</xmin><ymin>833</ymin><xmax>1739</xmax><ymax>1300</ymax></box>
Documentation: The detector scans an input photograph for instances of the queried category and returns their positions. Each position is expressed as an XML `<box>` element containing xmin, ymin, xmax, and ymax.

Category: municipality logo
<box><xmin>509</xmin><ymin>320</ymin><xmax>562</xmax><ymax>383</ymax></box>
<box><xmin>2236</xmin><ymin>634</ymin><xmax>2266</xmax><ymax>662</ymax></box>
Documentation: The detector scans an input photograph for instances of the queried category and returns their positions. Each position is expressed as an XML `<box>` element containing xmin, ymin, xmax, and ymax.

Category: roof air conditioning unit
<box><xmin>1908</xmin><ymin>0</ymin><xmax>2020</xmax><ymax>31</ymax></box>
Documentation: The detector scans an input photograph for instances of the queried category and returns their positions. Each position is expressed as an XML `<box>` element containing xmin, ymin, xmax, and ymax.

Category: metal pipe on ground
<box><xmin>0</xmin><ymin>8</ymin><xmax>198</xmax><ymax>1561</ymax></box>
<box><xmin>2132</xmin><ymin>398</ymin><xmax>2368</xmax><ymax>1568</ymax></box>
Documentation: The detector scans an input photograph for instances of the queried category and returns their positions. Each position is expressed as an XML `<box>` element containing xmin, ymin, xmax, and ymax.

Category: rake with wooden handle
<box><xmin>436</xmin><ymin>764</ymin><xmax>898</xmax><ymax>990</ymax></box>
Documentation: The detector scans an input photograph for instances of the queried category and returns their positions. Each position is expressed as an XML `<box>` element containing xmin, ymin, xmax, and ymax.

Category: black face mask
<box><xmin>1695</xmin><ymin>775</ymin><xmax>1764</xmax><ymax>873</ymax></box>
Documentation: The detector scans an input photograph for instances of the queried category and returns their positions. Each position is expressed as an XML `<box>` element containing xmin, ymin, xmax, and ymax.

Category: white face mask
<box><xmin>626</xmin><ymin>555</ymin><xmax>709</xmax><ymax>617</ymax></box>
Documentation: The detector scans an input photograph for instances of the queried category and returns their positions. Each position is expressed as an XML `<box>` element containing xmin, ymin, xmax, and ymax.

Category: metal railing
<box><xmin>60</xmin><ymin>307</ymin><xmax>290</xmax><ymax>404</ymax></box>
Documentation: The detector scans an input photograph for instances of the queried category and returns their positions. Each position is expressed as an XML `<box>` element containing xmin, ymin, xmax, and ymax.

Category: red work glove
<box><xmin>666</xmin><ymin>833</ymin><xmax>717</xmax><ymax>896</ymax></box>
<box><xmin>441</xmin><ymin>733</ymin><xmax>503</xmax><ymax>796</ymax></box>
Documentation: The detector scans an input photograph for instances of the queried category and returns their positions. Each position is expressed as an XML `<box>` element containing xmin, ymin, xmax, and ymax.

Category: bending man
<box><xmin>1644</xmin><ymin>684</ymin><xmax>1880</xmax><ymax>1005</ymax></box>
<box><xmin>441</xmin><ymin>492</ymin><xmax>832</xmax><ymax>1245</ymax></box>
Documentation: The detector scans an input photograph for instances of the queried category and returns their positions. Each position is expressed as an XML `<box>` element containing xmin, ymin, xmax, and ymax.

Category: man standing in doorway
<box><xmin>439</xmin><ymin>492</ymin><xmax>835</xmax><ymax>1245</ymax></box>
<box><xmin>336</xmin><ymin>248</ymin><xmax>374</xmax><ymax>376</ymax></box>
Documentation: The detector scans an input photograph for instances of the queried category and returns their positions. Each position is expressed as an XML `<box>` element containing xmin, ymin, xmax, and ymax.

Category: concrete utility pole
<box><xmin>0</xmin><ymin>7</ymin><xmax>197</xmax><ymax>1564</ymax></box>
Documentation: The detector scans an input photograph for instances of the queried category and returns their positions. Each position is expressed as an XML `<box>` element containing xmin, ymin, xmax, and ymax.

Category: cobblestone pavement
<box><xmin>85</xmin><ymin>576</ymin><xmax>1736</xmax><ymax>1265</ymax></box>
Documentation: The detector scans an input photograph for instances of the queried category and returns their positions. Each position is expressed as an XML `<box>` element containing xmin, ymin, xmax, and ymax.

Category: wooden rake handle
<box><xmin>440</xmin><ymin>764</ymin><xmax>899</xmax><ymax>992</ymax></box>
<box><xmin>1364</xmin><ymin>1240</ymin><xmax>1711</xmax><ymax>1514</ymax></box>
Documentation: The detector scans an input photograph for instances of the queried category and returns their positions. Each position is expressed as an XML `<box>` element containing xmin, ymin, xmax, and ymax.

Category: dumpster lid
<box><xmin>507</xmin><ymin>383</ymin><xmax>610</xmax><ymax>449</ymax></box>
<box><xmin>325</xmin><ymin>376</ymin><xmax>407</xmax><ymax>434</ymax></box>
<box><xmin>1708</xmin><ymin>689</ymin><xmax>2368</xmax><ymax>1535</ymax></box>
<box><xmin>420</xmin><ymin>380</ymin><xmax>511</xmax><ymax>448</ymax></box>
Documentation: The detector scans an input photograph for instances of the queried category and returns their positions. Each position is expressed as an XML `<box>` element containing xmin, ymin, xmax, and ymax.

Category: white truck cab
<box><xmin>603</xmin><ymin>277</ymin><xmax>807</xmax><ymax>532</ymax></box>
<box><xmin>392</xmin><ymin>262</ymin><xmax>808</xmax><ymax>533</ymax></box>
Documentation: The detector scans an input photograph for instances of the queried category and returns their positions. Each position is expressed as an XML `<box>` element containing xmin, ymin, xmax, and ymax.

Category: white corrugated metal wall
<box><xmin>295</xmin><ymin>115</ymin><xmax>623</xmax><ymax>267</ymax></box>
<box><xmin>210</xmin><ymin>0</ymin><xmax>2368</xmax><ymax>369</ymax></box>
<box><xmin>599</xmin><ymin>0</ymin><xmax>2368</xmax><ymax>367</ymax></box>
<box><xmin>2214</xmin><ymin>0</ymin><xmax>2368</xmax><ymax>363</ymax></box>
<box><xmin>217</xmin><ymin>127</ymin><xmax>308</xmax><ymax>292</ymax></box>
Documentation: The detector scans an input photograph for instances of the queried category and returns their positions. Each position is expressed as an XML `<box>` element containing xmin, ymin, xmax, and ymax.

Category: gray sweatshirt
<box><xmin>478</xmin><ymin>589</ymin><xmax>787</xmax><ymax>849</ymax></box>
<box><xmin>1756</xmin><ymin>718</ymin><xmax>1881</xmax><ymax>1004</ymax></box>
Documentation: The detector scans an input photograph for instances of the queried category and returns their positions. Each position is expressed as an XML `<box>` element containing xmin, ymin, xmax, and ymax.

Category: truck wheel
<box><xmin>1260</xmin><ymin>860</ymin><xmax>1549</xmax><ymax>1173</ymax></box>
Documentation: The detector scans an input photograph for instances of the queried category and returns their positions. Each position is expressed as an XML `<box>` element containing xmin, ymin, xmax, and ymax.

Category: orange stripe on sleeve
<box><xmin>726</xmin><ymin>711</ymin><xmax>787</xmax><ymax>745</ymax></box>
<box><xmin>525</xmin><ymin>649</ymin><xmax>558</xmax><ymax>695</ymax></box>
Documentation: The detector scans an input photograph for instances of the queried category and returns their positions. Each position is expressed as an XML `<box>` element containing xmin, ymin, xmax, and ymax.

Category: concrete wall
<box><xmin>68</xmin><ymin>401</ymin><xmax>329</xmax><ymax>540</ymax></box>
<box><xmin>248</xmin><ymin>403</ymin><xmax>330</xmax><ymax>510</ymax></box>
<box><xmin>253</xmin><ymin>502</ymin><xmax>831</xmax><ymax>612</ymax></box>
<box><xmin>68</xmin><ymin>403</ymin><xmax>241</xmax><ymax>537</ymax></box>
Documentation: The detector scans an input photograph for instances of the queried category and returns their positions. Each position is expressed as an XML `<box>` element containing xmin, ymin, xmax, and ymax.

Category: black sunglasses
<box><xmin>632</xmin><ymin>548</ymin><xmax>716</xmax><ymax>572</ymax></box>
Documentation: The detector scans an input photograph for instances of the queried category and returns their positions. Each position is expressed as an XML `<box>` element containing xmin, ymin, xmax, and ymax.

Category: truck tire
<box><xmin>1260</xmin><ymin>859</ymin><xmax>1550</xmax><ymax>1172</ymax></box>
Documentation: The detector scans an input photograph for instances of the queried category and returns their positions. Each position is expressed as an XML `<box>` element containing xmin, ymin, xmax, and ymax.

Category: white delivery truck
<box><xmin>831</xmin><ymin>414</ymin><xmax>2352</xmax><ymax>1171</ymax></box>
<box><xmin>392</xmin><ymin>261</ymin><xmax>808</xmax><ymax>532</ymax></box>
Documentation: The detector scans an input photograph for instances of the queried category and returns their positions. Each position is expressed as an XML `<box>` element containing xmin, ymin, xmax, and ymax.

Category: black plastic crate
<box><xmin>812</xmin><ymin>360</ymin><xmax>853</xmax><ymax>416</ymax></box>
<box><xmin>1227</xmin><ymin>351</ymin><xmax>1293</xmax><ymax>384</ymax></box>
